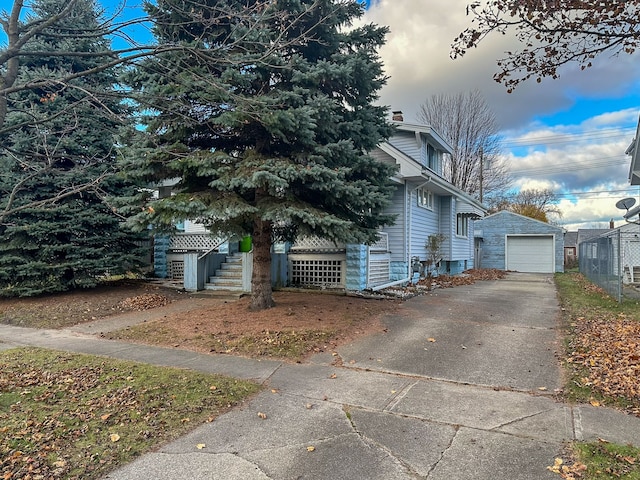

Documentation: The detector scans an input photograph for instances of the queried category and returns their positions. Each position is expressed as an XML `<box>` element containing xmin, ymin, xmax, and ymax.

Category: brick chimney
<box><xmin>610</xmin><ymin>218</ymin><xmax>615</xmax><ymax>229</ymax></box>
<box><xmin>392</xmin><ymin>110</ymin><xmax>404</xmax><ymax>121</ymax></box>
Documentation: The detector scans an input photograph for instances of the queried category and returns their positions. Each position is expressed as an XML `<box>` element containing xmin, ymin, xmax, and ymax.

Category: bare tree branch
<box><xmin>417</xmin><ymin>89</ymin><xmax>511</xmax><ymax>203</ymax></box>
<box><xmin>451</xmin><ymin>1</ymin><xmax>640</xmax><ymax>90</ymax></box>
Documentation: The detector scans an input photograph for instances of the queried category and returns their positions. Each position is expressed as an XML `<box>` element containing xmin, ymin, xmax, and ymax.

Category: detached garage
<box><xmin>475</xmin><ymin>211</ymin><xmax>564</xmax><ymax>273</ymax></box>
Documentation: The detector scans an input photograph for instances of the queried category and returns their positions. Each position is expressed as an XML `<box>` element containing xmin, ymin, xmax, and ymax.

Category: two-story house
<box><xmin>154</xmin><ymin>113</ymin><xmax>486</xmax><ymax>292</ymax></box>
<box><xmin>371</xmin><ymin>113</ymin><xmax>486</xmax><ymax>283</ymax></box>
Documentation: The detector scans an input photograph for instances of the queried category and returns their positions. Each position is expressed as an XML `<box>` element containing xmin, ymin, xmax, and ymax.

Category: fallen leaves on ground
<box><xmin>418</xmin><ymin>269</ymin><xmax>507</xmax><ymax>289</ymax></box>
<box><xmin>107</xmin><ymin>291</ymin><xmax>400</xmax><ymax>360</ymax></box>
<box><xmin>0</xmin><ymin>348</ymin><xmax>258</xmax><ymax>480</ymax></box>
<box><xmin>0</xmin><ymin>280</ymin><xmax>189</xmax><ymax>329</ymax></box>
<box><xmin>547</xmin><ymin>457</ymin><xmax>587</xmax><ymax>479</ymax></box>
<box><xmin>117</xmin><ymin>293</ymin><xmax>172</xmax><ymax>311</ymax></box>
<box><xmin>567</xmin><ymin>311</ymin><xmax>640</xmax><ymax>414</ymax></box>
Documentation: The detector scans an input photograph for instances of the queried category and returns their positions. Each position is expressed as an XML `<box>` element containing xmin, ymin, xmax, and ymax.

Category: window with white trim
<box><xmin>456</xmin><ymin>214</ymin><xmax>468</xmax><ymax>237</ymax></box>
<box><xmin>417</xmin><ymin>187</ymin><xmax>433</xmax><ymax>210</ymax></box>
<box><xmin>427</xmin><ymin>144</ymin><xmax>437</xmax><ymax>171</ymax></box>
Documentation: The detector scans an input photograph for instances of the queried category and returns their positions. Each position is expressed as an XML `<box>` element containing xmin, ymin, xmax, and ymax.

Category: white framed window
<box><xmin>427</xmin><ymin>144</ymin><xmax>438</xmax><ymax>171</ymax></box>
<box><xmin>456</xmin><ymin>214</ymin><xmax>468</xmax><ymax>237</ymax></box>
<box><xmin>417</xmin><ymin>187</ymin><xmax>433</xmax><ymax>210</ymax></box>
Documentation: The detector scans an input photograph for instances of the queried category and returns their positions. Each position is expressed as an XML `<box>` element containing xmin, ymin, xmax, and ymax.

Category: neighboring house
<box><xmin>627</xmin><ymin>113</ymin><xmax>640</xmax><ymax>185</ymax></box>
<box><xmin>564</xmin><ymin>225</ymin><xmax>615</xmax><ymax>268</ymax></box>
<box><xmin>577</xmin><ymin>228</ymin><xmax>611</xmax><ymax>246</ymax></box>
<box><xmin>564</xmin><ymin>231</ymin><xmax>577</xmax><ymax>266</ymax></box>
<box><xmin>579</xmin><ymin>223</ymin><xmax>640</xmax><ymax>284</ymax></box>
<box><xmin>154</xmin><ymin>113</ymin><xmax>486</xmax><ymax>291</ymax></box>
<box><xmin>619</xmin><ymin>223</ymin><xmax>640</xmax><ymax>283</ymax></box>
<box><xmin>474</xmin><ymin>211</ymin><xmax>564</xmax><ymax>273</ymax></box>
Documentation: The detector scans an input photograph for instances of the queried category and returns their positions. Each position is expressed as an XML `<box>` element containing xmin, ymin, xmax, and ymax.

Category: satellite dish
<box><xmin>616</xmin><ymin>197</ymin><xmax>636</xmax><ymax>210</ymax></box>
<box><xmin>624</xmin><ymin>204</ymin><xmax>640</xmax><ymax>220</ymax></box>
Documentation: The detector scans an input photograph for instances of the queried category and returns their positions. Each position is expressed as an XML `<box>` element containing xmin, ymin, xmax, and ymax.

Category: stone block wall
<box><xmin>346</xmin><ymin>244</ymin><xmax>368</xmax><ymax>290</ymax></box>
<box><xmin>153</xmin><ymin>235</ymin><xmax>171</xmax><ymax>278</ymax></box>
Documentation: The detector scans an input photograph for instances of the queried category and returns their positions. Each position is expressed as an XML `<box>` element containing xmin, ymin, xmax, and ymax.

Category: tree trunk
<box><xmin>249</xmin><ymin>216</ymin><xmax>275</xmax><ymax>310</ymax></box>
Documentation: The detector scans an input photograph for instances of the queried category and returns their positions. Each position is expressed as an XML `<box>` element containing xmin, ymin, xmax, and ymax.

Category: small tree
<box><xmin>424</xmin><ymin>233</ymin><xmax>446</xmax><ymax>289</ymax></box>
<box><xmin>492</xmin><ymin>188</ymin><xmax>561</xmax><ymax>224</ymax></box>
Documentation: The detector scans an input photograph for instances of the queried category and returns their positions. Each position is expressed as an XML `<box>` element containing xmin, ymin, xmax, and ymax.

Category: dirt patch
<box><xmin>0</xmin><ymin>280</ymin><xmax>192</xmax><ymax>329</ymax></box>
<box><xmin>105</xmin><ymin>291</ymin><xmax>402</xmax><ymax>360</ymax></box>
<box><xmin>0</xmin><ymin>270</ymin><xmax>507</xmax><ymax>361</ymax></box>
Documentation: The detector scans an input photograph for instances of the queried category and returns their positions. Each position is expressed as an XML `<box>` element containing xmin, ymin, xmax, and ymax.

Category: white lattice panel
<box><xmin>369</xmin><ymin>232</ymin><xmax>389</xmax><ymax>252</ymax></box>
<box><xmin>291</xmin><ymin>236</ymin><xmax>345</xmax><ymax>252</ymax></box>
<box><xmin>169</xmin><ymin>260</ymin><xmax>184</xmax><ymax>280</ymax></box>
<box><xmin>290</xmin><ymin>259</ymin><xmax>344</xmax><ymax>287</ymax></box>
<box><xmin>170</xmin><ymin>234</ymin><xmax>224</xmax><ymax>250</ymax></box>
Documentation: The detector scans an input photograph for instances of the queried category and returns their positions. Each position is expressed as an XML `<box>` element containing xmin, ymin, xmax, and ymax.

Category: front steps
<box><xmin>205</xmin><ymin>253</ymin><xmax>244</xmax><ymax>291</ymax></box>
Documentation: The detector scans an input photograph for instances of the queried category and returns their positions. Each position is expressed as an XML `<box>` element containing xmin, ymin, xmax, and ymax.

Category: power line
<box><xmin>510</xmin><ymin>155</ymin><xmax>628</xmax><ymax>176</ymax></box>
<box><xmin>503</xmin><ymin>126</ymin><xmax>636</xmax><ymax>147</ymax></box>
<box><xmin>553</xmin><ymin>188</ymin><xmax>639</xmax><ymax>199</ymax></box>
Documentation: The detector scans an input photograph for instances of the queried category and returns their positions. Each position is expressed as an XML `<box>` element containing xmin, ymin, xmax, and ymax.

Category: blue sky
<box><xmin>6</xmin><ymin>0</ymin><xmax>640</xmax><ymax>230</ymax></box>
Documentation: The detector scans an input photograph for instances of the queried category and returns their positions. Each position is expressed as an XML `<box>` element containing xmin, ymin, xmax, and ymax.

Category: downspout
<box><xmin>371</xmin><ymin>277</ymin><xmax>412</xmax><ymax>291</ymax></box>
<box><xmin>449</xmin><ymin>197</ymin><xmax>455</xmax><ymax>271</ymax></box>
<box><xmin>406</xmin><ymin>178</ymin><xmax>432</xmax><ymax>281</ymax></box>
<box><xmin>406</xmin><ymin>180</ymin><xmax>412</xmax><ymax>282</ymax></box>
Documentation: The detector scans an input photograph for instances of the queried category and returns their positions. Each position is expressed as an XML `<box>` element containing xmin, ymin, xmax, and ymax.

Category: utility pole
<box><xmin>479</xmin><ymin>147</ymin><xmax>484</xmax><ymax>203</ymax></box>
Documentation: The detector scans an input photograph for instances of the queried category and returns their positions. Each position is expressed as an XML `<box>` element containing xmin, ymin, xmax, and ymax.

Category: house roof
<box><xmin>577</xmin><ymin>228</ymin><xmax>610</xmax><ymax>244</ymax></box>
<box><xmin>564</xmin><ymin>231</ymin><xmax>578</xmax><ymax>248</ymax></box>
<box><xmin>377</xmin><ymin>142</ymin><xmax>486</xmax><ymax>214</ymax></box>
<box><xmin>477</xmin><ymin>210</ymin><xmax>564</xmax><ymax>231</ymax></box>
<box><xmin>627</xmin><ymin>114</ymin><xmax>640</xmax><ymax>185</ymax></box>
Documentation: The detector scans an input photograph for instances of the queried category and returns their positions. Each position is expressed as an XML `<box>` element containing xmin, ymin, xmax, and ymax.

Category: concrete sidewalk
<box><xmin>1</xmin><ymin>272</ymin><xmax>639</xmax><ymax>479</ymax></box>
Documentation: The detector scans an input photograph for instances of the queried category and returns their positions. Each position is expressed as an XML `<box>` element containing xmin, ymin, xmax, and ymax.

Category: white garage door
<box><xmin>506</xmin><ymin>236</ymin><xmax>554</xmax><ymax>273</ymax></box>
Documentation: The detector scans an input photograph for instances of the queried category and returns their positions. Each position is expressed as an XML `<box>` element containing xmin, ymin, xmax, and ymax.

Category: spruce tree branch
<box><xmin>0</xmin><ymin>170</ymin><xmax>111</xmax><ymax>223</ymax></box>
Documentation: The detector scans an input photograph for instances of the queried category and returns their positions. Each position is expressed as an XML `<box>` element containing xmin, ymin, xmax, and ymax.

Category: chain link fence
<box><xmin>579</xmin><ymin>225</ymin><xmax>640</xmax><ymax>302</ymax></box>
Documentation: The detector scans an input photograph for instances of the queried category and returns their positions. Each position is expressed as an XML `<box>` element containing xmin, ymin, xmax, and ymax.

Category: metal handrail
<box><xmin>198</xmin><ymin>237</ymin><xmax>229</xmax><ymax>260</ymax></box>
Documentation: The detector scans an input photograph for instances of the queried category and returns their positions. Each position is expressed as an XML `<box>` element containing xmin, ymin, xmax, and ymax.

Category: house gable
<box><xmin>386</xmin><ymin>122</ymin><xmax>451</xmax><ymax>176</ymax></box>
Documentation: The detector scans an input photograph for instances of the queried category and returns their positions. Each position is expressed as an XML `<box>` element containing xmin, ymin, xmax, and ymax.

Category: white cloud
<box><xmin>557</xmin><ymin>188</ymin><xmax>637</xmax><ymax>230</ymax></box>
<box><xmin>363</xmin><ymin>0</ymin><xmax>640</xmax><ymax>129</ymax></box>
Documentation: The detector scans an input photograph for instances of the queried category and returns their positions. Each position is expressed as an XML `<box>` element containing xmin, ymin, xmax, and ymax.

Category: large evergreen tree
<box><xmin>124</xmin><ymin>0</ymin><xmax>396</xmax><ymax>310</ymax></box>
<box><xmin>0</xmin><ymin>0</ymin><xmax>145</xmax><ymax>297</ymax></box>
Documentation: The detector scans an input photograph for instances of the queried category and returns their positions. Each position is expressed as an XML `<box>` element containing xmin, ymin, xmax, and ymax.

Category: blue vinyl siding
<box><xmin>475</xmin><ymin>211</ymin><xmax>564</xmax><ymax>272</ymax></box>
<box><xmin>439</xmin><ymin>197</ymin><xmax>452</xmax><ymax>259</ymax></box>
<box><xmin>382</xmin><ymin>185</ymin><xmax>407</xmax><ymax>264</ymax></box>
<box><xmin>387</xmin><ymin>132</ymin><xmax>420</xmax><ymax>161</ymax></box>
<box><xmin>409</xmin><ymin>184</ymin><xmax>439</xmax><ymax>261</ymax></box>
<box><xmin>450</xmin><ymin>199</ymin><xmax>472</xmax><ymax>261</ymax></box>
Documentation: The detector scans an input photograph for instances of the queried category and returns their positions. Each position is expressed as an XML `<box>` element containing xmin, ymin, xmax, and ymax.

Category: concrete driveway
<box><xmin>335</xmin><ymin>272</ymin><xmax>562</xmax><ymax>391</ymax></box>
